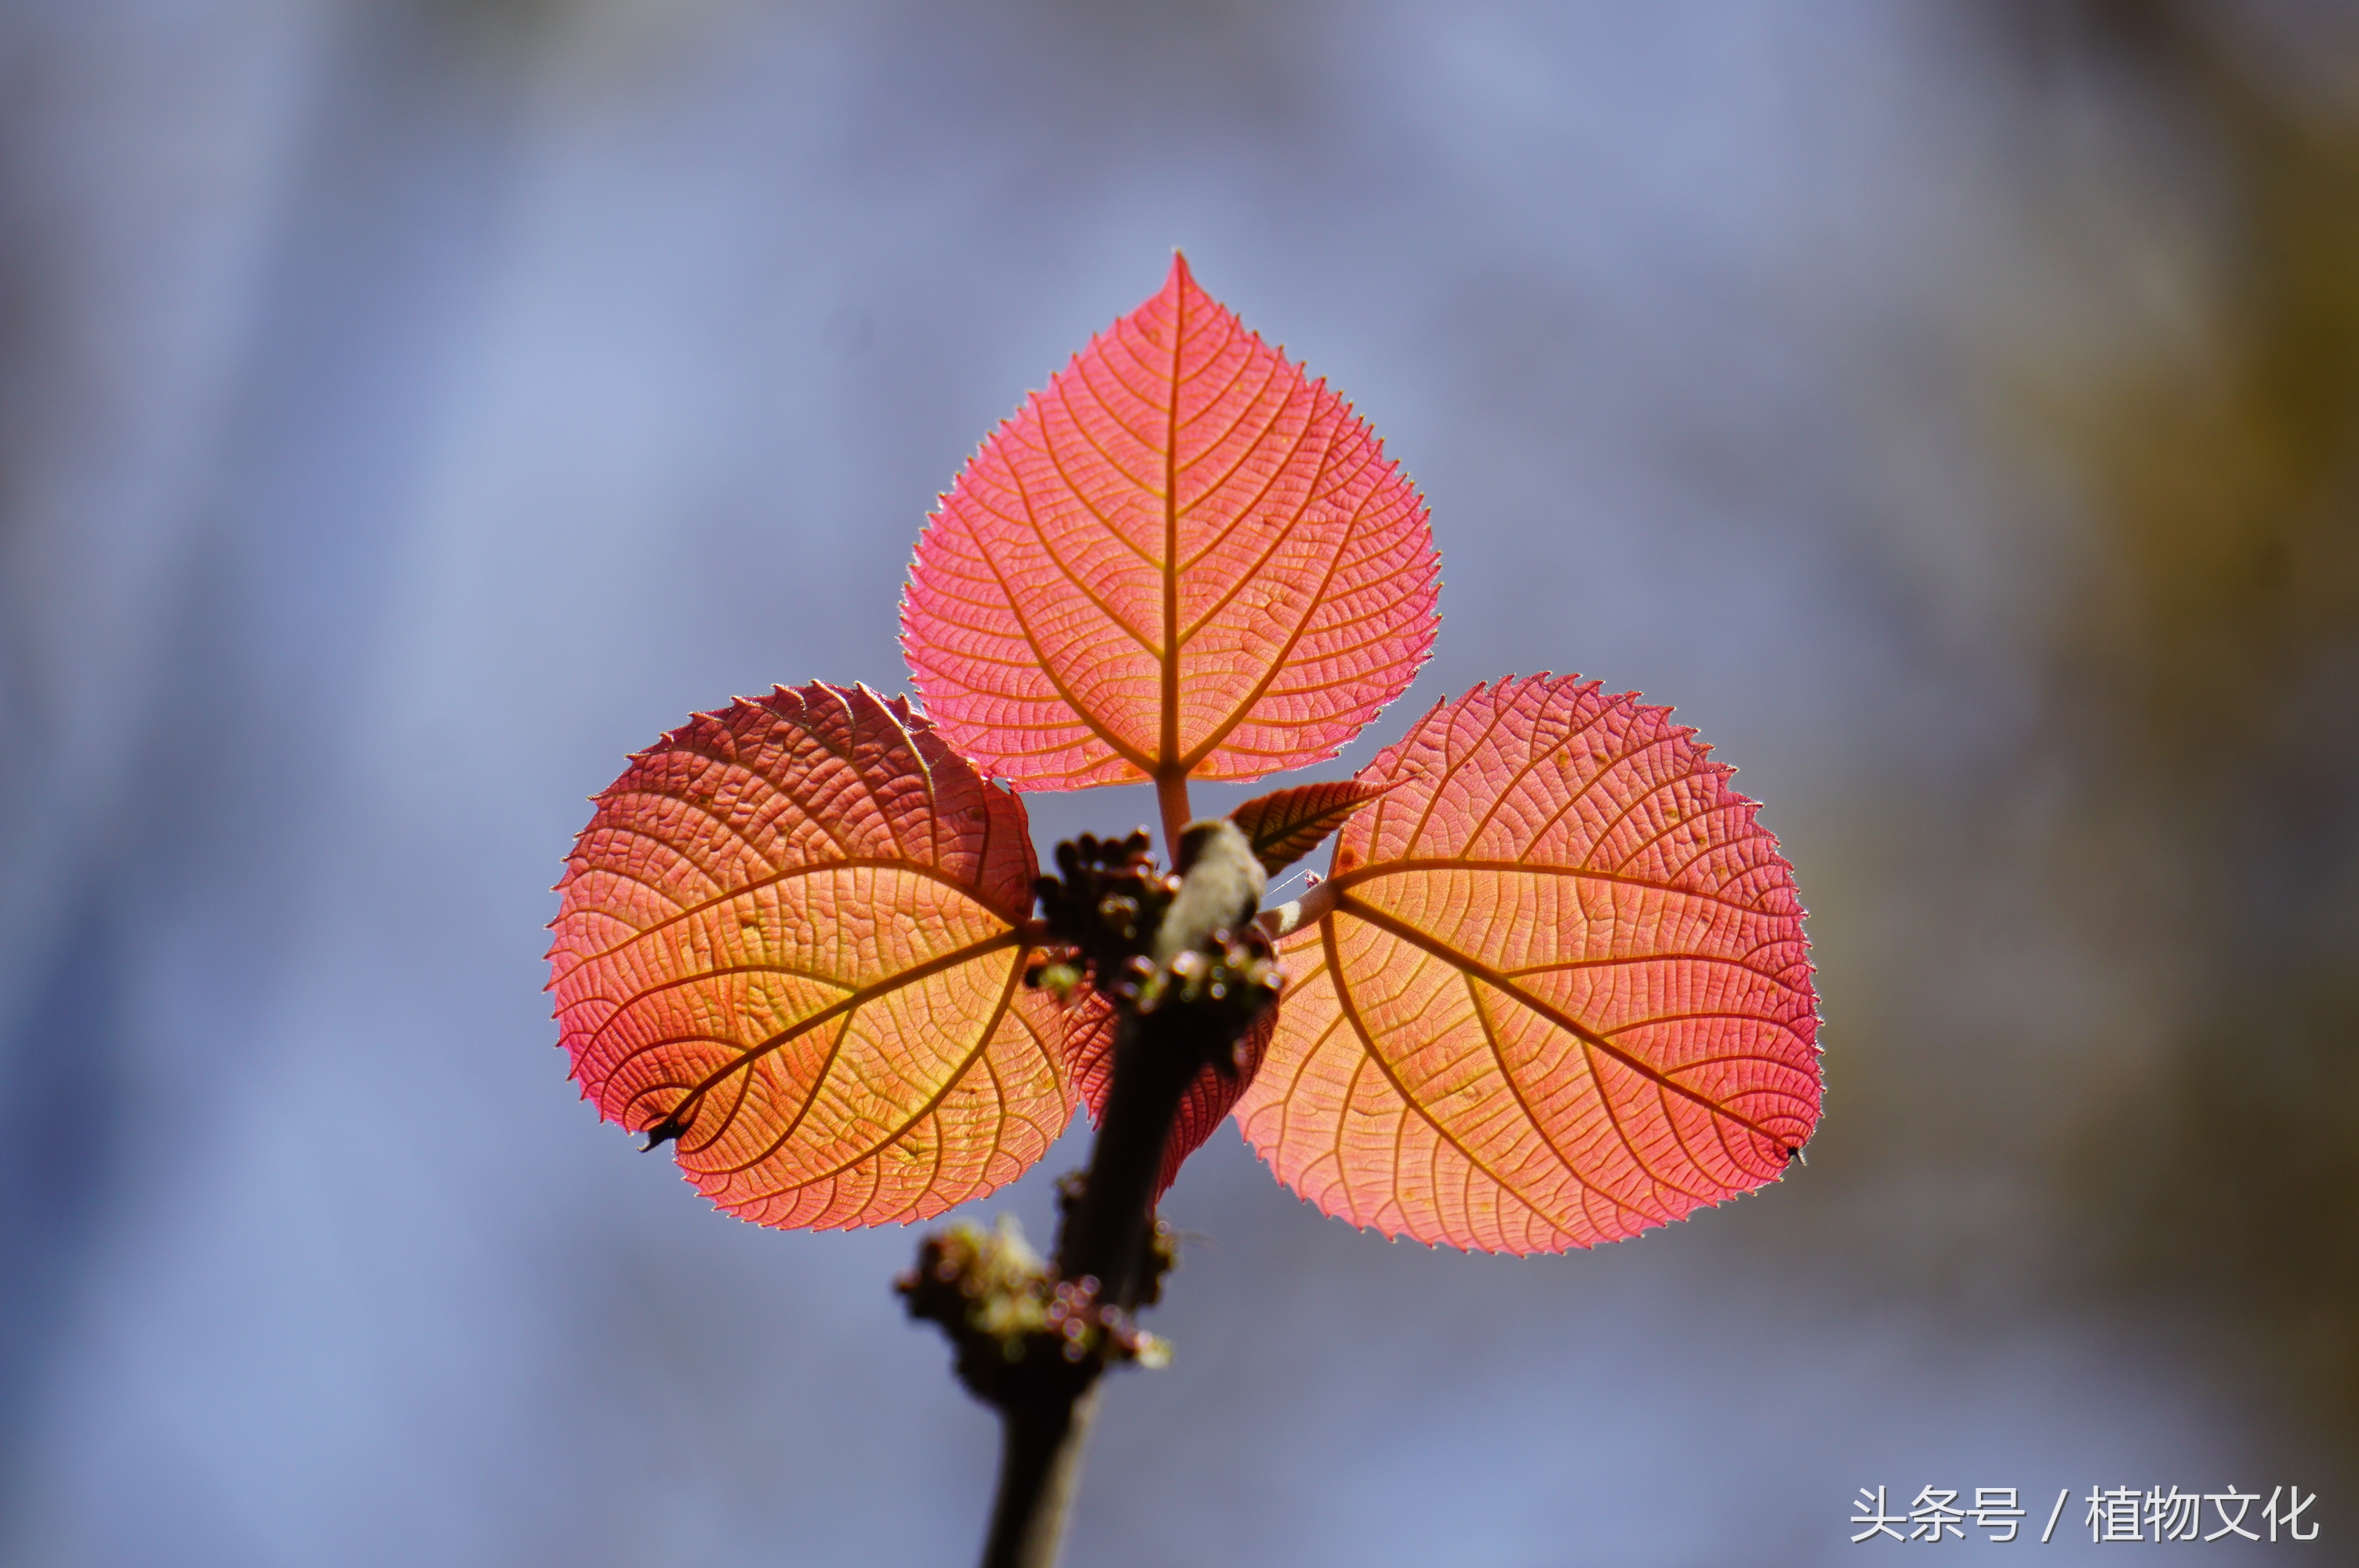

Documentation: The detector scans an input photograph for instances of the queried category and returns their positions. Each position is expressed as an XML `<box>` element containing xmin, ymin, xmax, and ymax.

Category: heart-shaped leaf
<box><xmin>900</xmin><ymin>254</ymin><xmax>1439</xmax><ymax>789</ymax></box>
<box><xmin>1235</xmin><ymin>675</ymin><xmax>1821</xmax><ymax>1254</ymax></box>
<box><xmin>547</xmin><ymin>682</ymin><xmax>1077</xmax><ymax>1230</ymax></box>
<box><xmin>1229</xmin><ymin>779</ymin><xmax>1390</xmax><ymax>877</ymax></box>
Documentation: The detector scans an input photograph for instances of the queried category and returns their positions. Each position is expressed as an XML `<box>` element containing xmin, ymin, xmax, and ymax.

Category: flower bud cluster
<box><xmin>1024</xmin><ymin>829</ymin><xmax>1175</xmax><ymax>1002</ymax></box>
<box><xmin>1128</xmin><ymin>927</ymin><xmax>1281</xmax><ymax>1074</ymax></box>
<box><xmin>896</xmin><ymin>1215</ymin><xmax>1170</xmax><ymax>1410</ymax></box>
<box><xmin>1024</xmin><ymin>826</ymin><xmax>1281</xmax><ymax>1073</ymax></box>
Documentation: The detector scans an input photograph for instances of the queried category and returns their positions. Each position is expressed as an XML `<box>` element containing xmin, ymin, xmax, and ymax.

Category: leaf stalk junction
<box><xmin>899</xmin><ymin>818</ymin><xmax>1280</xmax><ymax>1568</ymax></box>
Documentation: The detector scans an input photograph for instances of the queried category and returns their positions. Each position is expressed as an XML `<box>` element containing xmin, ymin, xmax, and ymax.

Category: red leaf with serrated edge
<box><xmin>547</xmin><ymin>682</ymin><xmax>1078</xmax><ymax>1230</ymax></box>
<box><xmin>901</xmin><ymin>254</ymin><xmax>1438</xmax><ymax>789</ymax></box>
<box><xmin>1236</xmin><ymin>675</ymin><xmax>1820</xmax><ymax>1254</ymax></box>
<box><xmin>1068</xmin><ymin>992</ymin><xmax>1274</xmax><ymax>1200</ymax></box>
<box><xmin>1229</xmin><ymin>779</ymin><xmax>1390</xmax><ymax>877</ymax></box>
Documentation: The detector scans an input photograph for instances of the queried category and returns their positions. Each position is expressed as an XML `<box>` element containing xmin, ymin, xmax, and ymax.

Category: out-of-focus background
<box><xmin>2</xmin><ymin>2</ymin><xmax>2354</xmax><ymax>1563</ymax></box>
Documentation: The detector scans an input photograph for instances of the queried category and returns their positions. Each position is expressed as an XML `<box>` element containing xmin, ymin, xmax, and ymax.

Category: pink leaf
<box><xmin>1236</xmin><ymin>675</ymin><xmax>1821</xmax><ymax>1253</ymax></box>
<box><xmin>1229</xmin><ymin>779</ymin><xmax>1390</xmax><ymax>877</ymax></box>
<box><xmin>901</xmin><ymin>254</ymin><xmax>1439</xmax><ymax>789</ymax></box>
<box><xmin>547</xmin><ymin>682</ymin><xmax>1078</xmax><ymax>1229</ymax></box>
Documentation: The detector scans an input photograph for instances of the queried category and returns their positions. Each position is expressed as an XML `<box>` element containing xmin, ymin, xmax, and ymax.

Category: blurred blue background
<box><xmin>2</xmin><ymin>2</ymin><xmax>2354</xmax><ymax>1563</ymax></box>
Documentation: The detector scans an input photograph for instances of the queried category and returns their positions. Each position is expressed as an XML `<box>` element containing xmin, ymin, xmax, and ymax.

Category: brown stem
<box><xmin>1056</xmin><ymin>1018</ymin><xmax>1196</xmax><ymax>1307</ymax></box>
<box><xmin>971</xmin><ymin>1027</ymin><xmax>1189</xmax><ymax>1568</ymax></box>
<box><xmin>979</xmin><ymin>1385</ymin><xmax>1101</xmax><ymax>1568</ymax></box>
<box><xmin>965</xmin><ymin>822</ymin><xmax>1269</xmax><ymax>1568</ymax></box>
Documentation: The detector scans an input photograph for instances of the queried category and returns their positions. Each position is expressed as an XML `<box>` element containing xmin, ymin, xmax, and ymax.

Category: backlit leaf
<box><xmin>1229</xmin><ymin>779</ymin><xmax>1390</xmax><ymax>877</ymax></box>
<box><xmin>900</xmin><ymin>254</ymin><xmax>1439</xmax><ymax>789</ymax></box>
<box><xmin>1236</xmin><ymin>675</ymin><xmax>1821</xmax><ymax>1254</ymax></box>
<box><xmin>547</xmin><ymin>682</ymin><xmax>1076</xmax><ymax>1230</ymax></box>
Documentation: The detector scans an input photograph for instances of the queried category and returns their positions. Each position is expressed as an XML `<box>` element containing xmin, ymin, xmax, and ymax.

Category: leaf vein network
<box><xmin>1321</xmin><ymin>917</ymin><xmax>1572</xmax><ymax>1244</ymax></box>
<box><xmin>1333</xmin><ymin>897</ymin><xmax>1787</xmax><ymax>1141</ymax></box>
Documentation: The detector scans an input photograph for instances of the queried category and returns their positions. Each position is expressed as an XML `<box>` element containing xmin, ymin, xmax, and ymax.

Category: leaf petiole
<box><xmin>1154</xmin><ymin>767</ymin><xmax>1192</xmax><ymax>863</ymax></box>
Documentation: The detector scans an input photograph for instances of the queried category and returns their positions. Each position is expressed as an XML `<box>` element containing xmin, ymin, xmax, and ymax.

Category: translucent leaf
<box><xmin>1229</xmin><ymin>779</ymin><xmax>1389</xmax><ymax>877</ymax></box>
<box><xmin>547</xmin><ymin>682</ymin><xmax>1076</xmax><ymax>1229</ymax></box>
<box><xmin>901</xmin><ymin>254</ymin><xmax>1439</xmax><ymax>789</ymax></box>
<box><xmin>1236</xmin><ymin>675</ymin><xmax>1821</xmax><ymax>1254</ymax></box>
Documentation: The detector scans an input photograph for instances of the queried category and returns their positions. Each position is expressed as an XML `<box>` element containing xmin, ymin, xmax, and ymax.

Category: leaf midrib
<box><xmin>1331</xmin><ymin>892</ymin><xmax>1791</xmax><ymax>1145</ymax></box>
<box><xmin>1325</xmin><ymin>857</ymin><xmax>1797</xmax><ymax>921</ymax></box>
<box><xmin>1159</xmin><ymin>278</ymin><xmax>1183</xmax><ymax>773</ymax></box>
<box><xmin>649</xmin><ymin>928</ymin><xmax>1024</xmax><ymax>1145</ymax></box>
